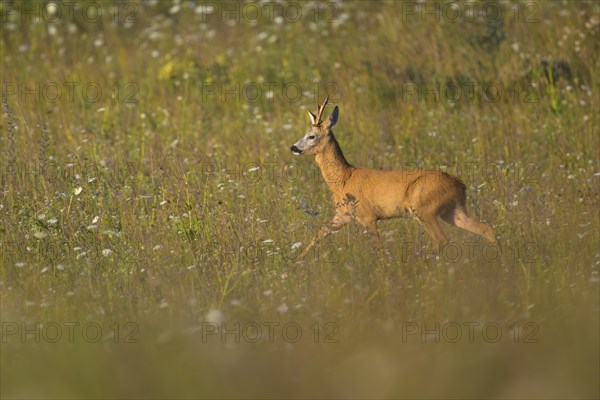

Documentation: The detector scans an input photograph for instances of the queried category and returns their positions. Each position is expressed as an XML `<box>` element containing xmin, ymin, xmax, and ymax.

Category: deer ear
<box><xmin>327</xmin><ymin>106</ymin><xmax>339</xmax><ymax>128</ymax></box>
<box><xmin>307</xmin><ymin>110</ymin><xmax>317</xmax><ymax>125</ymax></box>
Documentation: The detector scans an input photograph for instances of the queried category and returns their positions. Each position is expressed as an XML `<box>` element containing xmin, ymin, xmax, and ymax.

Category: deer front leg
<box><xmin>299</xmin><ymin>212</ymin><xmax>352</xmax><ymax>260</ymax></box>
<box><xmin>362</xmin><ymin>219</ymin><xmax>383</xmax><ymax>257</ymax></box>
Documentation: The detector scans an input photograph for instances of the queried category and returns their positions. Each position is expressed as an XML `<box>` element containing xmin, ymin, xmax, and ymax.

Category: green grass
<box><xmin>1</xmin><ymin>1</ymin><xmax>599</xmax><ymax>398</ymax></box>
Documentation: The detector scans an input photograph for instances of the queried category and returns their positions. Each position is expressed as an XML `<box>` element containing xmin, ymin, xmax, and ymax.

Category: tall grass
<box><xmin>1</xmin><ymin>1</ymin><xmax>599</xmax><ymax>398</ymax></box>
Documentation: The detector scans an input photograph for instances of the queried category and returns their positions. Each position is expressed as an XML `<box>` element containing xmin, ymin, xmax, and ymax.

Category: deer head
<box><xmin>290</xmin><ymin>95</ymin><xmax>339</xmax><ymax>156</ymax></box>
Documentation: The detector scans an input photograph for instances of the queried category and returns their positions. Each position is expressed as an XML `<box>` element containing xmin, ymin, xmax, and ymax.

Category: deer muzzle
<box><xmin>290</xmin><ymin>145</ymin><xmax>302</xmax><ymax>155</ymax></box>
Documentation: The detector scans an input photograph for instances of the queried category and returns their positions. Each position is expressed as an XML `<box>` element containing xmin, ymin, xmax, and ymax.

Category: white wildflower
<box><xmin>205</xmin><ymin>309</ymin><xmax>225</xmax><ymax>324</ymax></box>
<box><xmin>276</xmin><ymin>303</ymin><xmax>289</xmax><ymax>313</ymax></box>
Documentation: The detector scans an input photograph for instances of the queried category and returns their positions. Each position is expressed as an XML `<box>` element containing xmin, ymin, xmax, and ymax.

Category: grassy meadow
<box><xmin>1</xmin><ymin>0</ymin><xmax>599</xmax><ymax>398</ymax></box>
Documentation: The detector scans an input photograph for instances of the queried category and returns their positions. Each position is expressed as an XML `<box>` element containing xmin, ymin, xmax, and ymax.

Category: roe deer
<box><xmin>290</xmin><ymin>96</ymin><xmax>496</xmax><ymax>260</ymax></box>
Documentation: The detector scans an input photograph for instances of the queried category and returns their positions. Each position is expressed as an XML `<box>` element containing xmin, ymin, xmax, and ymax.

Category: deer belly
<box><xmin>374</xmin><ymin>204</ymin><xmax>411</xmax><ymax>220</ymax></box>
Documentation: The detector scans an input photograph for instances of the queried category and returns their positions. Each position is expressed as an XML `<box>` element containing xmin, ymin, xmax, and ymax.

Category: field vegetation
<box><xmin>1</xmin><ymin>1</ymin><xmax>599</xmax><ymax>398</ymax></box>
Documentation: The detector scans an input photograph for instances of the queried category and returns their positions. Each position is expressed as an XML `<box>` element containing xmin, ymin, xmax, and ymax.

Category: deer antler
<box><xmin>315</xmin><ymin>95</ymin><xmax>330</xmax><ymax>125</ymax></box>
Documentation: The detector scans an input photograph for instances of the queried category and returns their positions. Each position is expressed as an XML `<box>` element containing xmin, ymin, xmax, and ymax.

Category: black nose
<box><xmin>290</xmin><ymin>145</ymin><xmax>301</xmax><ymax>154</ymax></box>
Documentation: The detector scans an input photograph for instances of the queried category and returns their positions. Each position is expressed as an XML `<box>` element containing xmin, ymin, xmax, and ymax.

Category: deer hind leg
<box><xmin>442</xmin><ymin>207</ymin><xmax>496</xmax><ymax>243</ymax></box>
<box><xmin>299</xmin><ymin>212</ymin><xmax>352</xmax><ymax>260</ymax></box>
<box><xmin>416</xmin><ymin>213</ymin><xmax>449</xmax><ymax>253</ymax></box>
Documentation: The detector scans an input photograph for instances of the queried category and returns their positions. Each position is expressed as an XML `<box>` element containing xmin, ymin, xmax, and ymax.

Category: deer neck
<box><xmin>315</xmin><ymin>133</ymin><xmax>353</xmax><ymax>193</ymax></box>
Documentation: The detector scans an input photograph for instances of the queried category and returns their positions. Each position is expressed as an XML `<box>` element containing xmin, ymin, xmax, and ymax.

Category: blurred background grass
<box><xmin>1</xmin><ymin>0</ymin><xmax>599</xmax><ymax>398</ymax></box>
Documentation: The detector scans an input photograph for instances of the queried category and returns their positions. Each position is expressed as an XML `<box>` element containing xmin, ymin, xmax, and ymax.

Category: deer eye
<box><xmin>308</xmin><ymin>135</ymin><xmax>316</xmax><ymax>140</ymax></box>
